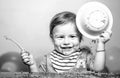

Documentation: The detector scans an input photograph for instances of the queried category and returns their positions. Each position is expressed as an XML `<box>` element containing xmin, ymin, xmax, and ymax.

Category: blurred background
<box><xmin>0</xmin><ymin>0</ymin><xmax>120</xmax><ymax>73</ymax></box>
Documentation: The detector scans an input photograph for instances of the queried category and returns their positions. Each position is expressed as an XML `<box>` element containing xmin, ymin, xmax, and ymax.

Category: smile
<box><xmin>61</xmin><ymin>47</ymin><xmax>72</xmax><ymax>49</ymax></box>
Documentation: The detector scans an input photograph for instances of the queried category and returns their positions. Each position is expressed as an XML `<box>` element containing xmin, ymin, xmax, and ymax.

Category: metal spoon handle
<box><xmin>4</xmin><ymin>35</ymin><xmax>25</xmax><ymax>51</ymax></box>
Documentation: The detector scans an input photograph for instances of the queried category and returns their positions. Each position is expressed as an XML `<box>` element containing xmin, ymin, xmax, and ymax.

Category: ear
<box><xmin>51</xmin><ymin>37</ymin><xmax>55</xmax><ymax>45</ymax></box>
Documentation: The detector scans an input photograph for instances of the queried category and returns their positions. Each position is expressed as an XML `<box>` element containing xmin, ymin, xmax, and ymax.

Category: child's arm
<box><xmin>93</xmin><ymin>31</ymin><xmax>112</xmax><ymax>71</ymax></box>
<box><xmin>21</xmin><ymin>50</ymin><xmax>39</xmax><ymax>72</ymax></box>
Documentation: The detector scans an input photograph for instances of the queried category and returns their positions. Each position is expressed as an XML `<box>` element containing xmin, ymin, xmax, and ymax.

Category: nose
<box><xmin>63</xmin><ymin>37</ymin><xmax>70</xmax><ymax>45</ymax></box>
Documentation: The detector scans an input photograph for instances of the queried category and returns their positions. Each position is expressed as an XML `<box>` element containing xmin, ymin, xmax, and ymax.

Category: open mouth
<box><xmin>61</xmin><ymin>46</ymin><xmax>72</xmax><ymax>49</ymax></box>
<box><xmin>61</xmin><ymin>47</ymin><xmax>73</xmax><ymax>51</ymax></box>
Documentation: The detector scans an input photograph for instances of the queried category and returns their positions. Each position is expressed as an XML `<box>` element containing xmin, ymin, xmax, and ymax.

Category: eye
<box><xmin>57</xmin><ymin>36</ymin><xmax>64</xmax><ymax>39</ymax></box>
<box><xmin>70</xmin><ymin>35</ymin><xmax>77</xmax><ymax>38</ymax></box>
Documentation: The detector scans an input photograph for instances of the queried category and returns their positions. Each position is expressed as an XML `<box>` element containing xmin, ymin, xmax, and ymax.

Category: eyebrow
<box><xmin>53</xmin><ymin>34</ymin><xmax>63</xmax><ymax>37</ymax></box>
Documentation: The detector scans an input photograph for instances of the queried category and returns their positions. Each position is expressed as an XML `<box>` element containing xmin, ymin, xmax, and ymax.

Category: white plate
<box><xmin>76</xmin><ymin>2</ymin><xmax>113</xmax><ymax>39</ymax></box>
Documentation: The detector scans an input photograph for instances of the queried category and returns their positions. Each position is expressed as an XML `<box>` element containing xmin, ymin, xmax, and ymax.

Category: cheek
<box><xmin>53</xmin><ymin>39</ymin><xmax>61</xmax><ymax>47</ymax></box>
<box><xmin>72</xmin><ymin>39</ymin><xmax>80</xmax><ymax>46</ymax></box>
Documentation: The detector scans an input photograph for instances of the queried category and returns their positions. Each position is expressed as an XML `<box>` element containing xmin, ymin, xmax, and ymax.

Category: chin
<box><xmin>63</xmin><ymin>50</ymin><xmax>74</xmax><ymax>55</ymax></box>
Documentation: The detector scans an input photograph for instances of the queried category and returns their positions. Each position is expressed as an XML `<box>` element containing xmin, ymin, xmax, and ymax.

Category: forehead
<box><xmin>53</xmin><ymin>23</ymin><xmax>77</xmax><ymax>35</ymax></box>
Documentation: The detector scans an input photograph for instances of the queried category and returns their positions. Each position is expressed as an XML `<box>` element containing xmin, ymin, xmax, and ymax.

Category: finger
<box><xmin>107</xmin><ymin>30</ymin><xmax>112</xmax><ymax>34</ymax></box>
<box><xmin>23</xmin><ymin>56</ymin><xmax>34</xmax><ymax>65</ymax></box>
<box><xmin>21</xmin><ymin>52</ymin><xmax>29</xmax><ymax>57</ymax></box>
<box><xmin>99</xmin><ymin>32</ymin><xmax>106</xmax><ymax>38</ymax></box>
<box><xmin>21</xmin><ymin>51</ymin><xmax>30</xmax><ymax>56</ymax></box>
<box><xmin>23</xmin><ymin>58</ymin><xmax>30</xmax><ymax>63</ymax></box>
<box><xmin>22</xmin><ymin>55</ymin><xmax>30</xmax><ymax>60</ymax></box>
<box><xmin>23</xmin><ymin>59</ymin><xmax>30</xmax><ymax>63</ymax></box>
<box><xmin>106</xmin><ymin>30</ymin><xmax>112</xmax><ymax>37</ymax></box>
<box><xmin>102</xmin><ymin>33</ymin><xmax>110</xmax><ymax>41</ymax></box>
<box><xmin>105</xmin><ymin>31</ymin><xmax>111</xmax><ymax>39</ymax></box>
<box><xmin>100</xmin><ymin>31</ymin><xmax>110</xmax><ymax>38</ymax></box>
<box><xmin>27</xmin><ymin>61</ymin><xmax>34</xmax><ymax>65</ymax></box>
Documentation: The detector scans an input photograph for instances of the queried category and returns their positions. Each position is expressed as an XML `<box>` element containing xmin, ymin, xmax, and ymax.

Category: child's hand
<box><xmin>97</xmin><ymin>30</ymin><xmax>112</xmax><ymax>44</ymax></box>
<box><xmin>21</xmin><ymin>50</ymin><xmax>35</xmax><ymax>66</ymax></box>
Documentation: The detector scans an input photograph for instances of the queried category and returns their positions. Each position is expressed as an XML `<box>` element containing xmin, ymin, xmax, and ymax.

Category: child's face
<box><xmin>52</xmin><ymin>23</ymin><xmax>80</xmax><ymax>55</ymax></box>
